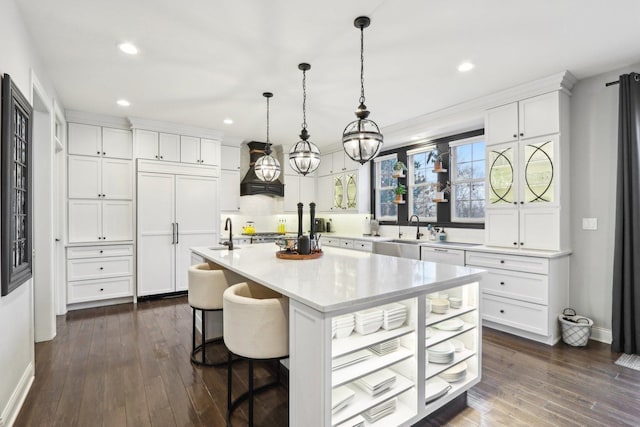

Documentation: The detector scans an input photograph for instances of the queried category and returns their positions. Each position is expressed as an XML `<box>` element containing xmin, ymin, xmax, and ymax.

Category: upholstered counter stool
<box><xmin>188</xmin><ymin>263</ymin><xmax>245</xmax><ymax>366</ymax></box>
<box><xmin>223</xmin><ymin>282</ymin><xmax>289</xmax><ymax>426</ymax></box>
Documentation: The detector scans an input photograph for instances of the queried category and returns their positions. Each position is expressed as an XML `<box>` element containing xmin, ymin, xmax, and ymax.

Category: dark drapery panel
<box><xmin>612</xmin><ymin>72</ymin><xmax>640</xmax><ymax>354</ymax></box>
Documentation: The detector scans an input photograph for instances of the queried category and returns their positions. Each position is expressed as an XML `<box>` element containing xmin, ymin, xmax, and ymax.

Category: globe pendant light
<box><xmin>255</xmin><ymin>92</ymin><xmax>281</xmax><ymax>182</ymax></box>
<box><xmin>289</xmin><ymin>63</ymin><xmax>321</xmax><ymax>176</ymax></box>
<box><xmin>342</xmin><ymin>16</ymin><xmax>383</xmax><ymax>165</ymax></box>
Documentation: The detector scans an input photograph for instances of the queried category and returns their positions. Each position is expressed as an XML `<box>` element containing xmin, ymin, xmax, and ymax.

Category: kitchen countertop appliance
<box><xmin>314</xmin><ymin>218</ymin><xmax>326</xmax><ymax>233</ymax></box>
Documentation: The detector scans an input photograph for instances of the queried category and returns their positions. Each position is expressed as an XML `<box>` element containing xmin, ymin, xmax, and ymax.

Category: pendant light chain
<box><xmin>265</xmin><ymin>95</ymin><xmax>271</xmax><ymax>154</ymax></box>
<box><xmin>302</xmin><ymin>68</ymin><xmax>307</xmax><ymax>130</ymax></box>
<box><xmin>359</xmin><ymin>25</ymin><xmax>366</xmax><ymax>105</ymax></box>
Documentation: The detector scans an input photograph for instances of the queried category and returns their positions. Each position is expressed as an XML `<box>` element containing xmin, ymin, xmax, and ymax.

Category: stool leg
<box><xmin>191</xmin><ymin>308</ymin><xmax>196</xmax><ymax>357</ymax></box>
<box><xmin>249</xmin><ymin>360</ymin><xmax>254</xmax><ymax>427</ymax></box>
<box><xmin>201</xmin><ymin>310</ymin><xmax>206</xmax><ymax>364</ymax></box>
<box><xmin>227</xmin><ymin>351</ymin><xmax>232</xmax><ymax>427</ymax></box>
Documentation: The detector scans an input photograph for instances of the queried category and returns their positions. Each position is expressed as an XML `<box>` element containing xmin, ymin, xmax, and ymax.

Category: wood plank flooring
<box><xmin>15</xmin><ymin>296</ymin><xmax>640</xmax><ymax>426</ymax></box>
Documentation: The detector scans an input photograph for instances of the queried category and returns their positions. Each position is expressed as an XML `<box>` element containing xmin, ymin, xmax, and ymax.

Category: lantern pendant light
<box><xmin>255</xmin><ymin>92</ymin><xmax>281</xmax><ymax>182</ymax></box>
<box><xmin>342</xmin><ymin>16</ymin><xmax>383</xmax><ymax>165</ymax></box>
<box><xmin>289</xmin><ymin>63</ymin><xmax>321</xmax><ymax>176</ymax></box>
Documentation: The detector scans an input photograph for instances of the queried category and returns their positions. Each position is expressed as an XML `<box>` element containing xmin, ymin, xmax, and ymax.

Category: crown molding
<box><xmin>65</xmin><ymin>110</ymin><xmax>131</xmax><ymax>129</ymax></box>
<box><xmin>129</xmin><ymin>116</ymin><xmax>224</xmax><ymax>140</ymax></box>
<box><xmin>382</xmin><ymin>70</ymin><xmax>577</xmax><ymax>146</ymax></box>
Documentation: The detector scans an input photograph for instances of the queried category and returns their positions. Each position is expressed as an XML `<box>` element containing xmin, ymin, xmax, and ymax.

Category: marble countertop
<box><xmin>192</xmin><ymin>244</ymin><xmax>484</xmax><ymax>313</ymax></box>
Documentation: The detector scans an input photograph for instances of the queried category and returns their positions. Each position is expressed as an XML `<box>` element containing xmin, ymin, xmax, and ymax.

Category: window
<box><xmin>407</xmin><ymin>148</ymin><xmax>438</xmax><ymax>220</ymax></box>
<box><xmin>374</xmin><ymin>154</ymin><xmax>397</xmax><ymax>221</ymax></box>
<box><xmin>450</xmin><ymin>136</ymin><xmax>485</xmax><ymax>222</ymax></box>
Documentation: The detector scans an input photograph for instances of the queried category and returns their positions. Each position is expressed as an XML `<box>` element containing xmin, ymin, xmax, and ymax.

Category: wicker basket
<box><xmin>558</xmin><ymin>308</ymin><xmax>593</xmax><ymax>346</ymax></box>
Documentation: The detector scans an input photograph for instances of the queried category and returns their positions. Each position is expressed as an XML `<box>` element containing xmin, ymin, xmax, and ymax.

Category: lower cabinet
<box><xmin>323</xmin><ymin>237</ymin><xmax>372</xmax><ymax>253</ymax></box>
<box><xmin>321</xmin><ymin>281</ymin><xmax>480</xmax><ymax>426</ymax></box>
<box><xmin>465</xmin><ymin>249</ymin><xmax>569</xmax><ymax>345</ymax></box>
<box><xmin>66</xmin><ymin>244</ymin><xmax>134</xmax><ymax>305</ymax></box>
<box><xmin>420</xmin><ymin>247</ymin><xmax>465</xmax><ymax>265</ymax></box>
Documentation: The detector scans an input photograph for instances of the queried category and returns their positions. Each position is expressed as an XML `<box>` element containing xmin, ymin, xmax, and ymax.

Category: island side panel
<box><xmin>290</xmin><ymin>299</ymin><xmax>331</xmax><ymax>426</ymax></box>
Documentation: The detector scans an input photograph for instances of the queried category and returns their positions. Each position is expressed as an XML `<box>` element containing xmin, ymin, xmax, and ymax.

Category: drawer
<box><xmin>482</xmin><ymin>294</ymin><xmax>548</xmax><ymax>336</ymax></box>
<box><xmin>67</xmin><ymin>256</ymin><xmax>133</xmax><ymax>281</ymax></box>
<box><xmin>67</xmin><ymin>244</ymin><xmax>133</xmax><ymax>259</ymax></box>
<box><xmin>323</xmin><ymin>237</ymin><xmax>340</xmax><ymax>247</ymax></box>
<box><xmin>339</xmin><ymin>239</ymin><xmax>354</xmax><ymax>249</ymax></box>
<box><xmin>421</xmin><ymin>247</ymin><xmax>465</xmax><ymax>266</ymax></box>
<box><xmin>482</xmin><ymin>269</ymin><xmax>548</xmax><ymax>305</ymax></box>
<box><xmin>353</xmin><ymin>240</ymin><xmax>373</xmax><ymax>252</ymax></box>
<box><xmin>68</xmin><ymin>276</ymin><xmax>133</xmax><ymax>303</ymax></box>
<box><xmin>466</xmin><ymin>251</ymin><xmax>548</xmax><ymax>274</ymax></box>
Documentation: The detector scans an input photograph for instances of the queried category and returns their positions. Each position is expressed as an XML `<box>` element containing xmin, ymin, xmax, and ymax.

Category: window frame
<box><xmin>449</xmin><ymin>135</ymin><xmax>486</xmax><ymax>223</ymax></box>
<box><xmin>407</xmin><ymin>146</ymin><xmax>438</xmax><ymax>222</ymax></box>
<box><xmin>373</xmin><ymin>153</ymin><xmax>398</xmax><ymax>222</ymax></box>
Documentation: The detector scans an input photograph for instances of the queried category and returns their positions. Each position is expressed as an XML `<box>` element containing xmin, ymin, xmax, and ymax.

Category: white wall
<box><xmin>569</xmin><ymin>61</ymin><xmax>640</xmax><ymax>340</ymax></box>
<box><xmin>0</xmin><ymin>0</ymin><xmax>59</xmax><ymax>424</ymax></box>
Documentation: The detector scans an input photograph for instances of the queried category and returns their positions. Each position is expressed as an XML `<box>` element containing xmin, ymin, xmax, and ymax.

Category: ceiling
<box><xmin>17</xmin><ymin>0</ymin><xmax>640</xmax><ymax>148</ymax></box>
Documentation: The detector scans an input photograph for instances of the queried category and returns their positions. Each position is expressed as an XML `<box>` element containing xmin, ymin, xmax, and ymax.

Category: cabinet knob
<box><xmin>520</xmin><ymin>242</ymin><xmax>524</xmax><ymax>246</ymax></box>
<box><xmin>99</xmin><ymin>250</ymin><xmax>103</xmax><ymax>254</ymax></box>
<box><xmin>102</xmin><ymin>152</ymin><xmax>106</xmax><ymax>155</ymax></box>
<box><xmin>513</xmin><ymin>242</ymin><xmax>517</xmax><ymax>246</ymax></box>
<box><xmin>100</xmin><ymin>288</ymin><xmax>104</xmax><ymax>291</ymax></box>
<box><xmin>103</xmin><ymin>236</ymin><xmax>106</xmax><ymax>240</ymax></box>
<box><xmin>97</xmin><ymin>151</ymin><xmax>101</xmax><ymax>155</ymax></box>
<box><xmin>500</xmin><ymin>281</ymin><xmax>505</xmax><ymax>285</ymax></box>
<box><xmin>499</xmin><ymin>309</ymin><xmax>505</xmax><ymax>314</ymax></box>
<box><xmin>512</xmin><ymin>134</ymin><xmax>517</xmax><ymax>138</ymax></box>
<box><xmin>520</xmin><ymin>201</ymin><xmax>524</xmax><ymax>204</ymax></box>
<box><xmin>520</xmin><ymin>133</ymin><xmax>524</xmax><ymax>137</ymax></box>
<box><xmin>155</xmin><ymin>155</ymin><xmax>158</xmax><ymax>159</ymax></box>
<box><xmin>160</xmin><ymin>156</ymin><xmax>164</xmax><ymax>159</ymax></box>
<box><xmin>500</xmin><ymin>260</ymin><xmax>505</xmax><ymax>264</ymax></box>
<box><xmin>513</xmin><ymin>202</ymin><xmax>517</xmax><ymax>205</ymax></box>
<box><xmin>99</xmin><ymin>267</ymin><xmax>104</xmax><ymax>270</ymax></box>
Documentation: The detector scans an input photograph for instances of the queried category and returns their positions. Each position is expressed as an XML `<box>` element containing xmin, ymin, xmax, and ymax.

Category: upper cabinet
<box><xmin>180</xmin><ymin>136</ymin><xmax>220</xmax><ymax>165</ymax></box>
<box><xmin>68</xmin><ymin>123</ymin><xmax>132</xmax><ymax>159</ymax></box>
<box><xmin>135</xmin><ymin>130</ymin><xmax>180</xmax><ymax>161</ymax></box>
<box><xmin>315</xmin><ymin>150</ymin><xmax>371</xmax><ymax>214</ymax></box>
<box><xmin>486</xmin><ymin>92</ymin><xmax>560</xmax><ymax>146</ymax></box>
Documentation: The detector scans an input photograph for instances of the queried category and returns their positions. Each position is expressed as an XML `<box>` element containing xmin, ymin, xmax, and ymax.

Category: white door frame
<box><xmin>53</xmin><ymin>100</ymin><xmax>67</xmax><ymax>315</ymax></box>
<box><xmin>30</xmin><ymin>70</ymin><xmax>56</xmax><ymax>342</ymax></box>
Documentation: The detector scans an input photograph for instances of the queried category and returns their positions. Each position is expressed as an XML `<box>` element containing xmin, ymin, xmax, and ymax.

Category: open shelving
<box><xmin>332</xmin><ymin>325</ymin><xmax>414</xmax><ymax>358</ymax></box>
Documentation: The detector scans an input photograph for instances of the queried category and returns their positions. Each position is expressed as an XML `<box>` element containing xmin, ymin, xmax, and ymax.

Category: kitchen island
<box><xmin>192</xmin><ymin>244</ymin><xmax>484</xmax><ymax>426</ymax></box>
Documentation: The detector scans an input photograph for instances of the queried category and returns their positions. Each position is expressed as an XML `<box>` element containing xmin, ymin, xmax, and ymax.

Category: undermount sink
<box><xmin>373</xmin><ymin>240</ymin><xmax>421</xmax><ymax>259</ymax></box>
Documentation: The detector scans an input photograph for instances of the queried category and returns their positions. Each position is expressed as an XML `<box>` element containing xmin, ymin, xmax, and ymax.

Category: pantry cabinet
<box><xmin>68</xmin><ymin>199</ymin><xmax>133</xmax><ymax>243</ymax></box>
<box><xmin>68</xmin><ymin>156</ymin><xmax>132</xmax><ymax>200</ymax></box>
<box><xmin>220</xmin><ymin>145</ymin><xmax>241</xmax><ymax>212</ymax></box>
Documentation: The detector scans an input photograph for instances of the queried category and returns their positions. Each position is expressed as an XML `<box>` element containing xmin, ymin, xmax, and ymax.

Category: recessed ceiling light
<box><xmin>118</xmin><ymin>42</ymin><xmax>138</xmax><ymax>55</ymax></box>
<box><xmin>116</xmin><ymin>99</ymin><xmax>130</xmax><ymax>107</ymax></box>
<box><xmin>223</xmin><ymin>118</ymin><xmax>234</xmax><ymax>125</ymax></box>
<box><xmin>458</xmin><ymin>62</ymin><xmax>475</xmax><ymax>72</ymax></box>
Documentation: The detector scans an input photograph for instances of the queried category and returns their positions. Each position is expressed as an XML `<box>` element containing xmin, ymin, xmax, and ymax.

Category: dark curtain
<box><xmin>612</xmin><ymin>72</ymin><xmax>640</xmax><ymax>354</ymax></box>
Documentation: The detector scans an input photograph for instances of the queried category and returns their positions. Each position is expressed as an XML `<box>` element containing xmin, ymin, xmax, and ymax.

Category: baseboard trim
<box><xmin>0</xmin><ymin>361</ymin><xmax>34</xmax><ymax>427</ymax></box>
<box><xmin>590</xmin><ymin>326</ymin><xmax>612</xmax><ymax>344</ymax></box>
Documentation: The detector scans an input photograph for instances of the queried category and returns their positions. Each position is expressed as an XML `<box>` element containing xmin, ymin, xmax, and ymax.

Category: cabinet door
<box><xmin>332</xmin><ymin>151</ymin><xmax>346</xmax><ymax>173</ymax></box>
<box><xmin>180</xmin><ymin>136</ymin><xmax>200</xmax><ymax>164</ymax></box>
<box><xmin>159</xmin><ymin>133</ymin><xmax>180</xmax><ymax>161</ymax></box>
<box><xmin>317</xmin><ymin>175</ymin><xmax>333</xmax><ymax>212</ymax></box>
<box><xmin>344</xmin><ymin>172</ymin><xmax>358</xmax><ymax>210</ymax></box>
<box><xmin>68</xmin><ymin>156</ymin><xmax>101</xmax><ymax>199</ymax></box>
<box><xmin>68</xmin><ymin>123</ymin><xmax>101</xmax><ymax>156</ymax></box>
<box><xmin>485</xmin><ymin>102</ymin><xmax>518</xmax><ymax>145</ymax></box>
<box><xmin>519</xmin><ymin>207</ymin><xmax>559</xmax><ymax>251</ymax></box>
<box><xmin>221</xmin><ymin>145</ymin><xmax>240</xmax><ymax>170</ymax></box>
<box><xmin>102</xmin><ymin>159</ymin><xmax>132</xmax><ymax>200</ymax></box>
<box><xmin>200</xmin><ymin>138</ymin><xmax>219</xmax><ymax>165</ymax></box>
<box><xmin>135</xmin><ymin>129</ymin><xmax>159</xmax><ymax>159</ymax></box>
<box><xmin>487</xmin><ymin>142</ymin><xmax>518</xmax><ymax>207</ymax></box>
<box><xmin>333</xmin><ymin>175</ymin><xmax>345</xmax><ymax>210</ymax></box>
<box><xmin>137</xmin><ymin>173</ymin><xmax>176</xmax><ymax>296</ymax></box>
<box><xmin>300</xmin><ymin>176</ymin><xmax>316</xmax><ymax>207</ymax></box>
<box><xmin>519</xmin><ymin>135</ymin><xmax>557</xmax><ymax>206</ymax></box>
<box><xmin>284</xmin><ymin>175</ymin><xmax>301</xmax><ymax>212</ymax></box>
<box><xmin>68</xmin><ymin>200</ymin><xmax>102</xmax><ymax>243</ymax></box>
<box><xmin>220</xmin><ymin>170</ymin><xmax>240</xmax><ymax>212</ymax></box>
<box><xmin>175</xmin><ymin>175</ymin><xmax>218</xmax><ymax>292</ymax></box>
<box><xmin>484</xmin><ymin>208</ymin><xmax>519</xmax><ymax>248</ymax></box>
<box><xmin>102</xmin><ymin>201</ymin><xmax>133</xmax><ymax>241</ymax></box>
<box><xmin>102</xmin><ymin>128</ymin><xmax>132</xmax><ymax>159</ymax></box>
<box><xmin>316</xmin><ymin>153</ymin><xmax>333</xmax><ymax>176</ymax></box>
<box><xmin>518</xmin><ymin>92</ymin><xmax>559</xmax><ymax>140</ymax></box>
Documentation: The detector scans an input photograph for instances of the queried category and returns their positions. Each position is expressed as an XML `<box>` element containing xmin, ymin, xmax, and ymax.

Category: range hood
<box><xmin>240</xmin><ymin>141</ymin><xmax>284</xmax><ymax>197</ymax></box>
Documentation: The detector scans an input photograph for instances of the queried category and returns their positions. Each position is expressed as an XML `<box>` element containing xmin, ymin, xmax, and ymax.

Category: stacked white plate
<box><xmin>427</xmin><ymin>341</ymin><xmax>455</xmax><ymax>364</ymax></box>
<box><xmin>449</xmin><ymin>297</ymin><xmax>462</xmax><ymax>309</ymax></box>
<box><xmin>431</xmin><ymin>298</ymin><xmax>450</xmax><ymax>314</ymax></box>
<box><xmin>354</xmin><ymin>308</ymin><xmax>383</xmax><ymax>335</ymax></box>
<box><xmin>333</xmin><ymin>314</ymin><xmax>355</xmax><ymax>339</ymax></box>
<box><xmin>381</xmin><ymin>303</ymin><xmax>407</xmax><ymax>330</ymax></box>
<box><xmin>332</xmin><ymin>386</ymin><xmax>355</xmax><ymax>414</ymax></box>
<box><xmin>433</xmin><ymin>318</ymin><xmax>464</xmax><ymax>331</ymax></box>
<box><xmin>425</xmin><ymin>376</ymin><xmax>452</xmax><ymax>404</ymax></box>
<box><xmin>336</xmin><ymin>415</ymin><xmax>365</xmax><ymax>427</ymax></box>
<box><xmin>362</xmin><ymin>397</ymin><xmax>396</xmax><ymax>423</ymax></box>
<box><xmin>440</xmin><ymin>361</ymin><xmax>467</xmax><ymax>383</ymax></box>
<box><xmin>332</xmin><ymin>349</ymin><xmax>374</xmax><ymax>371</ymax></box>
<box><xmin>354</xmin><ymin>368</ymin><xmax>397</xmax><ymax>396</ymax></box>
<box><xmin>368</xmin><ymin>338</ymin><xmax>399</xmax><ymax>356</ymax></box>
<box><xmin>449</xmin><ymin>338</ymin><xmax>465</xmax><ymax>352</ymax></box>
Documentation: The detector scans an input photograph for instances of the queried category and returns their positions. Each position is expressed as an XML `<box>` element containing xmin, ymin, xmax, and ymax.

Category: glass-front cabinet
<box><xmin>332</xmin><ymin>172</ymin><xmax>359</xmax><ymax>211</ymax></box>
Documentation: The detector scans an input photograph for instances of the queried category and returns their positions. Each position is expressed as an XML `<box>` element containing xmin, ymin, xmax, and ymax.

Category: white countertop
<box><xmin>192</xmin><ymin>244</ymin><xmax>484</xmax><ymax>313</ymax></box>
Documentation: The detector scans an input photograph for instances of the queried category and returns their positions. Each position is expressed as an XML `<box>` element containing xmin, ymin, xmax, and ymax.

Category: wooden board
<box><xmin>275</xmin><ymin>250</ymin><xmax>323</xmax><ymax>260</ymax></box>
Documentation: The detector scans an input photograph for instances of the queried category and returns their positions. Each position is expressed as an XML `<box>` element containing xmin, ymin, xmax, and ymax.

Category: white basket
<box><xmin>558</xmin><ymin>308</ymin><xmax>593</xmax><ymax>347</ymax></box>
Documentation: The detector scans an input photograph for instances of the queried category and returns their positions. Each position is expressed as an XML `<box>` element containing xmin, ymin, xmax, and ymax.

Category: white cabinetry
<box><xmin>465</xmin><ymin>249</ymin><xmax>569</xmax><ymax>345</ymax></box>
<box><xmin>68</xmin><ymin>156</ymin><xmax>132</xmax><ymax>199</ymax></box>
<box><xmin>68</xmin><ymin>124</ymin><xmax>133</xmax><ymax>159</ymax></box>
<box><xmin>137</xmin><ymin>163</ymin><xmax>219</xmax><ymax>296</ymax></box>
<box><xmin>421</xmin><ymin>246</ymin><xmax>465</xmax><ymax>266</ymax></box>
<box><xmin>68</xmin><ymin>200</ymin><xmax>133</xmax><ymax>242</ymax></box>
<box><xmin>66</xmin><ymin>244</ymin><xmax>134</xmax><ymax>305</ymax></box>
<box><xmin>180</xmin><ymin>136</ymin><xmax>220</xmax><ymax>165</ymax></box>
<box><xmin>316</xmin><ymin>151</ymin><xmax>370</xmax><ymax>213</ymax></box>
<box><xmin>484</xmin><ymin>91</ymin><xmax>569</xmax><ymax>251</ymax></box>
<box><xmin>220</xmin><ymin>145</ymin><xmax>241</xmax><ymax>212</ymax></box>
<box><xmin>284</xmin><ymin>174</ymin><xmax>316</xmax><ymax>212</ymax></box>
<box><xmin>135</xmin><ymin>130</ymin><xmax>180</xmax><ymax>161</ymax></box>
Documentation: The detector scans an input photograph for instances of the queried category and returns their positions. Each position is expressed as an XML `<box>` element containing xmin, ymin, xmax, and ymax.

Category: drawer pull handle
<box><xmin>99</xmin><ymin>267</ymin><xmax>104</xmax><ymax>270</ymax></box>
<box><xmin>500</xmin><ymin>281</ymin><xmax>505</xmax><ymax>285</ymax></box>
<box><xmin>434</xmin><ymin>248</ymin><xmax>448</xmax><ymax>252</ymax></box>
<box><xmin>100</xmin><ymin>250</ymin><xmax>103</xmax><ymax>254</ymax></box>
<box><xmin>500</xmin><ymin>260</ymin><xmax>505</xmax><ymax>264</ymax></box>
<box><xmin>500</xmin><ymin>309</ymin><xmax>505</xmax><ymax>314</ymax></box>
<box><xmin>100</xmin><ymin>288</ymin><xmax>104</xmax><ymax>291</ymax></box>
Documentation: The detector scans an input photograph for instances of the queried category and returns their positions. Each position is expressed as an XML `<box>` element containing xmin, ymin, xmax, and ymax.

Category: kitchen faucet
<box><xmin>224</xmin><ymin>218</ymin><xmax>234</xmax><ymax>250</ymax></box>
<box><xmin>409</xmin><ymin>215</ymin><xmax>423</xmax><ymax>239</ymax></box>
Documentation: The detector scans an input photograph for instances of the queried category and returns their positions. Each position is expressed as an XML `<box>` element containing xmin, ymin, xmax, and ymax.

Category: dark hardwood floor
<box><xmin>15</xmin><ymin>296</ymin><xmax>640</xmax><ymax>426</ymax></box>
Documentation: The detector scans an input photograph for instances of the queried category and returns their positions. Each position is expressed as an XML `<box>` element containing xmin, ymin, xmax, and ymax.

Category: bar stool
<box><xmin>223</xmin><ymin>282</ymin><xmax>289</xmax><ymax>426</ymax></box>
<box><xmin>188</xmin><ymin>263</ymin><xmax>245</xmax><ymax>366</ymax></box>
